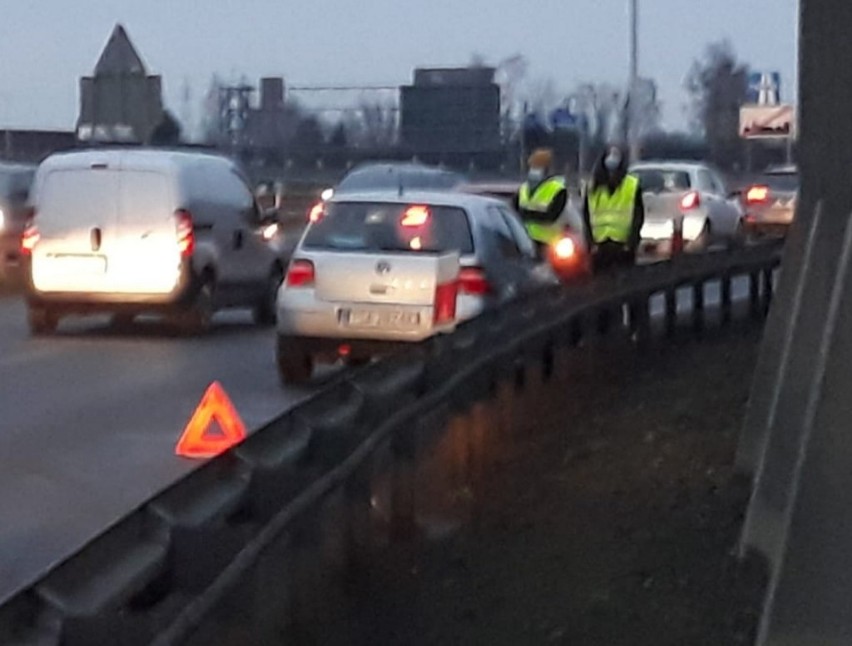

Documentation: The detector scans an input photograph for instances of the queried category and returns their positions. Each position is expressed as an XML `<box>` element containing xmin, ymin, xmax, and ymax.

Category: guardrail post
<box><xmin>762</xmin><ymin>267</ymin><xmax>775</xmax><ymax>315</ymax></box>
<box><xmin>750</xmin><ymin>270</ymin><xmax>762</xmax><ymax>319</ymax></box>
<box><xmin>692</xmin><ymin>281</ymin><xmax>705</xmax><ymax>333</ymax></box>
<box><xmin>665</xmin><ymin>288</ymin><xmax>677</xmax><ymax>338</ymax></box>
<box><xmin>721</xmin><ymin>274</ymin><xmax>732</xmax><ymax>327</ymax></box>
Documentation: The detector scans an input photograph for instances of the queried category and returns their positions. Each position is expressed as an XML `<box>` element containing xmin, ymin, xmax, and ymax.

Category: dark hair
<box><xmin>591</xmin><ymin>145</ymin><xmax>629</xmax><ymax>190</ymax></box>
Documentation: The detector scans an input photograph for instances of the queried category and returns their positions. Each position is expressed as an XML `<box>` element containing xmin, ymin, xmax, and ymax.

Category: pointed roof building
<box><xmin>77</xmin><ymin>24</ymin><xmax>165</xmax><ymax>143</ymax></box>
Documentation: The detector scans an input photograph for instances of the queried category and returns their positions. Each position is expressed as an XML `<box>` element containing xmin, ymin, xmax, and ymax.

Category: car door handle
<box><xmin>90</xmin><ymin>227</ymin><xmax>102</xmax><ymax>252</ymax></box>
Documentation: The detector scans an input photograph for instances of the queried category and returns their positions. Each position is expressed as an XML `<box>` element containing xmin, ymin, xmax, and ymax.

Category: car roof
<box><xmin>329</xmin><ymin>189</ymin><xmax>506</xmax><ymax>213</ymax></box>
<box><xmin>630</xmin><ymin>161</ymin><xmax>706</xmax><ymax>172</ymax></box>
<box><xmin>39</xmin><ymin>148</ymin><xmax>234</xmax><ymax>174</ymax></box>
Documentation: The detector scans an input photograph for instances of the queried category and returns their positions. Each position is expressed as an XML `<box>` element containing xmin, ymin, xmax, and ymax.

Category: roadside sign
<box><xmin>739</xmin><ymin>104</ymin><xmax>796</xmax><ymax>139</ymax></box>
<box><xmin>747</xmin><ymin>72</ymin><xmax>782</xmax><ymax>106</ymax></box>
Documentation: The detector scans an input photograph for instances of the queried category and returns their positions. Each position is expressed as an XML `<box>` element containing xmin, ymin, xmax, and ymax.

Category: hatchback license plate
<box><xmin>342</xmin><ymin>309</ymin><xmax>420</xmax><ymax>328</ymax></box>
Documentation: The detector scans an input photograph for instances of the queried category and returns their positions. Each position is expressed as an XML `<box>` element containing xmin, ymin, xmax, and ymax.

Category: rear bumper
<box><xmin>23</xmin><ymin>260</ymin><xmax>197</xmax><ymax>314</ymax></box>
<box><xmin>276</xmin><ymin>289</ymin><xmax>484</xmax><ymax>341</ymax></box>
<box><xmin>279</xmin><ymin>334</ymin><xmax>421</xmax><ymax>360</ymax></box>
<box><xmin>744</xmin><ymin>220</ymin><xmax>790</xmax><ymax>237</ymax></box>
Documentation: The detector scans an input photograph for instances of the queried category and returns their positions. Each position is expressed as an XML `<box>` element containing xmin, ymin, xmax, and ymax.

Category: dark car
<box><xmin>0</xmin><ymin>162</ymin><xmax>36</xmax><ymax>285</ymax></box>
<box><xmin>308</xmin><ymin>163</ymin><xmax>467</xmax><ymax>221</ymax></box>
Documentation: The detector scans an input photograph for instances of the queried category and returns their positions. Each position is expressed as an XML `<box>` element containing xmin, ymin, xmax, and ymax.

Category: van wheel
<box><xmin>28</xmin><ymin>307</ymin><xmax>59</xmax><ymax>336</ymax></box>
<box><xmin>180</xmin><ymin>278</ymin><xmax>215</xmax><ymax>335</ymax></box>
<box><xmin>253</xmin><ymin>266</ymin><xmax>283</xmax><ymax>327</ymax></box>
<box><xmin>110</xmin><ymin>313</ymin><xmax>135</xmax><ymax>328</ymax></box>
<box><xmin>276</xmin><ymin>335</ymin><xmax>313</xmax><ymax>385</ymax></box>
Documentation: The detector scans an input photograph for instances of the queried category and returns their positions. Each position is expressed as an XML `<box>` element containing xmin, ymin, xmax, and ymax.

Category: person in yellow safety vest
<box><xmin>582</xmin><ymin>144</ymin><xmax>645</xmax><ymax>273</ymax></box>
<box><xmin>512</xmin><ymin>148</ymin><xmax>568</xmax><ymax>256</ymax></box>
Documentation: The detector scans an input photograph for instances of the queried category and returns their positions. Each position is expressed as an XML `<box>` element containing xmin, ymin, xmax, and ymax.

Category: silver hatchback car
<box><xmin>276</xmin><ymin>191</ymin><xmax>557</xmax><ymax>383</ymax></box>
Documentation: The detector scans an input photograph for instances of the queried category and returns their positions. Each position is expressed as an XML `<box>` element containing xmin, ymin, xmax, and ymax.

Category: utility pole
<box><xmin>628</xmin><ymin>0</ymin><xmax>640</xmax><ymax>164</ymax></box>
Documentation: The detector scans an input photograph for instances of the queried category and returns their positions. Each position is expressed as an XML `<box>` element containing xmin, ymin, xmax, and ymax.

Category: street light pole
<box><xmin>628</xmin><ymin>0</ymin><xmax>640</xmax><ymax>163</ymax></box>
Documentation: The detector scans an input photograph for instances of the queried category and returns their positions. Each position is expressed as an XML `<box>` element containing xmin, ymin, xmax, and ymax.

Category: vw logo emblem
<box><xmin>376</xmin><ymin>261</ymin><xmax>391</xmax><ymax>275</ymax></box>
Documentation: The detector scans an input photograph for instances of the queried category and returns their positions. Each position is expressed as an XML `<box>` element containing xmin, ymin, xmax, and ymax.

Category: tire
<box><xmin>110</xmin><ymin>313</ymin><xmax>135</xmax><ymax>328</ymax></box>
<box><xmin>729</xmin><ymin>219</ymin><xmax>746</xmax><ymax>249</ymax></box>
<box><xmin>276</xmin><ymin>335</ymin><xmax>313</xmax><ymax>385</ymax></box>
<box><xmin>179</xmin><ymin>275</ymin><xmax>215</xmax><ymax>335</ymax></box>
<box><xmin>28</xmin><ymin>306</ymin><xmax>59</xmax><ymax>336</ymax></box>
<box><xmin>253</xmin><ymin>266</ymin><xmax>283</xmax><ymax>327</ymax></box>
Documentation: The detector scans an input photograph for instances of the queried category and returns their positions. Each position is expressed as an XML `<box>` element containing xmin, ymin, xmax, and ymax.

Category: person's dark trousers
<box><xmin>591</xmin><ymin>241</ymin><xmax>638</xmax><ymax>335</ymax></box>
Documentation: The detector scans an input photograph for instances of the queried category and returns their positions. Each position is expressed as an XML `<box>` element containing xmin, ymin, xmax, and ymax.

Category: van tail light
<box><xmin>286</xmin><ymin>259</ymin><xmax>315</xmax><ymax>287</ymax></box>
<box><xmin>458</xmin><ymin>267</ymin><xmax>491</xmax><ymax>296</ymax></box>
<box><xmin>680</xmin><ymin>191</ymin><xmax>701</xmax><ymax>211</ymax></box>
<box><xmin>433</xmin><ymin>279</ymin><xmax>458</xmax><ymax>325</ymax></box>
<box><xmin>746</xmin><ymin>184</ymin><xmax>770</xmax><ymax>204</ymax></box>
<box><xmin>21</xmin><ymin>220</ymin><xmax>40</xmax><ymax>255</ymax></box>
<box><xmin>174</xmin><ymin>209</ymin><xmax>195</xmax><ymax>257</ymax></box>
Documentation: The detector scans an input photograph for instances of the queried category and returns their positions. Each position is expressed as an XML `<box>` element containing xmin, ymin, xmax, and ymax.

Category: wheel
<box><xmin>687</xmin><ymin>221</ymin><xmax>711</xmax><ymax>253</ymax></box>
<box><xmin>28</xmin><ymin>306</ymin><xmax>59</xmax><ymax>336</ymax></box>
<box><xmin>178</xmin><ymin>276</ymin><xmax>215</xmax><ymax>335</ymax></box>
<box><xmin>253</xmin><ymin>266</ymin><xmax>283</xmax><ymax>327</ymax></box>
<box><xmin>729</xmin><ymin>219</ymin><xmax>746</xmax><ymax>249</ymax></box>
<box><xmin>276</xmin><ymin>335</ymin><xmax>313</xmax><ymax>385</ymax></box>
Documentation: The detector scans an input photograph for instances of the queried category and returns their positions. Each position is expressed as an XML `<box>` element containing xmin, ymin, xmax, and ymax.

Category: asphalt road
<box><xmin>0</xmin><ymin>296</ymin><xmax>321</xmax><ymax>603</ymax></box>
<box><xmin>0</xmin><ymin>273</ymin><xmax>755</xmax><ymax>604</ymax></box>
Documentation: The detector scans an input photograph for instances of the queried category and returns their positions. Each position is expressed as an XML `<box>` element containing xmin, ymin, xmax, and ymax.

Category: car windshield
<box><xmin>302</xmin><ymin>201</ymin><xmax>474</xmax><ymax>254</ymax></box>
<box><xmin>632</xmin><ymin>168</ymin><xmax>692</xmax><ymax>193</ymax></box>
<box><xmin>337</xmin><ymin>167</ymin><xmax>463</xmax><ymax>194</ymax></box>
<box><xmin>761</xmin><ymin>172</ymin><xmax>799</xmax><ymax>192</ymax></box>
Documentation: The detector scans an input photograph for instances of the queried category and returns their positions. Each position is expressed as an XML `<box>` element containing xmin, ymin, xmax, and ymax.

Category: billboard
<box><xmin>739</xmin><ymin>104</ymin><xmax>796</xmax><ymax>139</ymax></box>
<box><xmin>747</xmin><ymin>72</ymin><xmax>782</xmax><ymax>105</ymax></box>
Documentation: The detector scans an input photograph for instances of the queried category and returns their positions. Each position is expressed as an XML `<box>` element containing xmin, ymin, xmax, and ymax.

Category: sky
<box><xmin>0</xmin><ymin>0</ymin><xmax>797</xmax><ymax>134</ymax></box>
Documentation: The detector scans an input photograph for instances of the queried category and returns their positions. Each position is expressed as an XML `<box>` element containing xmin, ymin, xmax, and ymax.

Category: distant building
<box><xmin>77</xmin><ymin>24</ymin><xmax>164</xmax><ymax>143</ymax></box>
<box><xmin>400</xmin><ymin>67</ymin><xmax>501</xmax><ymax>157</ymax></box>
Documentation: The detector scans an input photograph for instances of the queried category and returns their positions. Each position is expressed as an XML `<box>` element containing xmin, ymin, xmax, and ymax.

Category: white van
<box><xmin>23</xmin><ymin>149</ymin><xmax>286</xmax><ymax>334</ymax></box>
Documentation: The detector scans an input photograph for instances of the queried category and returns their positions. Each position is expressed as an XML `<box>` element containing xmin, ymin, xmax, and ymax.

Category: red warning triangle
<box><xmin>176</xmin><ymin>382</ymin><xmax>247</xmax><ymax>458</ymax></box>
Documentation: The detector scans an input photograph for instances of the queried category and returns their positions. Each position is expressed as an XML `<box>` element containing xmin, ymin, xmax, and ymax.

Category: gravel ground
<box><xmin>346</xmin><ymin>326</ymin><xmax>769</xmax><ymax>646</ymax></box>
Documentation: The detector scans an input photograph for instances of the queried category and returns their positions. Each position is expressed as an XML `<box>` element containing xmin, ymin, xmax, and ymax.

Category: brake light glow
<box><xmin>746</xmin><ymin>185</ymin><xmax>770</xmax><ymax>204</ymax></box>
<box><xmin>680</xmin><ymin>191</ymin><xmax>701</xmax><ymax>211</ymax></box>
<box><xmin>21</xmin><ymin>221</ymin><xmax>40</xmax><ymax>255</ymax></box>
<box><xmin>174</xmin><ymin>209</ymin><xmax>195</xmax><ymax>257</ymax></box>
<box><xmin>433</xmin><ymin>279</ymin><xmax>458</xmax><ymax>325</ymax></box>
<box><xmin>286</xmin><ymin>259</ymin><xmax>315</xmax><ymax>287</ymax></box>
<box><xmin>308</xmin><ymin>202</ymin><xmax>324</xmax><ymax>223</ymax></box>
<box><xmin>401</xmin><ymin>205</ymin><xmax>430</xmax><ymax>227</ymax></box>
<box><xmin>458</xmin><ymin>267</ymin><xmax>490</xmax><ymax>295</ymax></box>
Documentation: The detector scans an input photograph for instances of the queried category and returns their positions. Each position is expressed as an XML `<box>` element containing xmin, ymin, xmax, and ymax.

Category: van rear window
<box><xmin>302</xmin><ymin>202</ymin><xmax>474</xmax><ymax>254</ymax></box>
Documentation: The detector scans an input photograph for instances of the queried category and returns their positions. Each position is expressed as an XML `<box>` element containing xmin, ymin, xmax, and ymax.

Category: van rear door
<box><xmin>108</xmin><ymin>171</ymin><xmax>181</xmax><ymax>295</ymax></box>
<box><xmin>31</xmin><ymin>168</ymin><xmax>119</xmax><ymax>294</ymax></box>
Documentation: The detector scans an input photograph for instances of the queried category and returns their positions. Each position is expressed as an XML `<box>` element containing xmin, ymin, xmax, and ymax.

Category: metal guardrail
<box><xmin>0</xmin><ymin>241</ymin><xmax>782</xmax><ymax>645</ymax></box>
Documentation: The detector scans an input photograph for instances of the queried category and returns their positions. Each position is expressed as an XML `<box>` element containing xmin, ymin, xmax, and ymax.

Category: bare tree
<box><xmin>686</xmin><ymin>39</ymin><xmax>749</xmax><ymax>169</ymax></box>
<box><xmin>344</xmin><ymin>99</ymin><xmax>397</xmax><ymax>148</ymax></box>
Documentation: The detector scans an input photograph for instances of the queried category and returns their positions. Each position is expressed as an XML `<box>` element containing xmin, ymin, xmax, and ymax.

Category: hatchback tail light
<box><xmin>21</xmin><ymin>220</ymin><xmax>40</xmax><ymax>255</ymax></box>
<box><xmin>746</xmin><ymin>185</ymin><xmax>770</xmax><ymax>204</ymax></box>
<box><xmin>308</xmin><ymin>202</ymin><xmax>324</xmax><ymax>223</ymax></box>
<box><xmin>286</xmin><ymin>259</ymin><xmax>315</xmax><ymax>287</ymax></box>
<box><xmin>433</xmin><ymin>279</ymin><xmax>458</xmax><ymax>325</ymax></box>
<box><xmin>174</xmin><ymin>209</ymin><xmax>195</xmax><ymax>257</ymax></box>
<box><xmin>680</xmin><ymin>191</ymin><xmax>701</xmax><ymax>211</ymax></box>
<box><xmin>458</xmin><ymin>267</ymin><xmax>491</xmax><ymax>296</ymax></box>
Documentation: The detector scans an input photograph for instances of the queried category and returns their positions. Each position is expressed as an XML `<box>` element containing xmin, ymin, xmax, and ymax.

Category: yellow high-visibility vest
<box><xmin>588</xmin><ymin>175</ymin><xmax>639</xmax><ymax>244</ymax></box>
<box><xmin>519</xmin><ymin>177</ymin><xmax>565</xmax><ymax>244</ymax></box>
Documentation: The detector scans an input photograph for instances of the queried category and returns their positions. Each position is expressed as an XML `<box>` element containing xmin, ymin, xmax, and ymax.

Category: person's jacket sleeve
<box><xmin>546</xmin><ymin>188</ymin><xmax>568</xmax><ymax>223</ymax></box>
<box><xmin>582</xmin><ymin>192</ymin><xmax>593</xmax><ymax>248</ymax></box>
<box><xmin>630</xmin><ymin>187</ymin><xmax>645</xmax><ymax>249</ymax></box>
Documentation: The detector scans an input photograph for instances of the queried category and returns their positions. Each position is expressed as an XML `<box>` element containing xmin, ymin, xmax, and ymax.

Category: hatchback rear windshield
<box><xmin>337</xmin><ymin>168</ymin><xmax>464</xmax><ymax>194</ymax></box>
<box><xmin>760</xmin><ymin>172</ymin><xmax>799</xmax><ymax>192</ymax></box>
<box><xmin>632</xmin><ymin>169</ymin><xmax>692</xmax><ymax>193</ymax></box>
<box><xmin>302</xmin><ymin>202</ymin><xmax>474</xmax><ymax>254</ymax></box>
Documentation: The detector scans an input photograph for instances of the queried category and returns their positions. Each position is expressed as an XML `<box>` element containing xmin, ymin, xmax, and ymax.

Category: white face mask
<box><xmin>604</xmin><ymin>153</ymin><xmax>621</xmax><ymax>172</ymax></box>
<box><xmin>528</xmin><ymin>168</ymin><xmax>545</xmax><ymax>182</ymax></box>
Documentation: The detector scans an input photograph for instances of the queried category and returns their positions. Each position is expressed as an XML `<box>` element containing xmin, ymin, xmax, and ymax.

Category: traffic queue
<box><xmin>10</xmin><ymin>144</ymin><xmax>795</xmax><ymax>385</ymax></box>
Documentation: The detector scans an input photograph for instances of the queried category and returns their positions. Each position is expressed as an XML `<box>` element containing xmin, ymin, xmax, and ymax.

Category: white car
<box><xmin>276</xmin><ymin>191</ymin><xmax>557</xmax><ymax>383</ymax></box>
<box><xmin>630</xmin><ymin>161</ymin><xmax>745</xmax><ymax>253</ymax></box>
